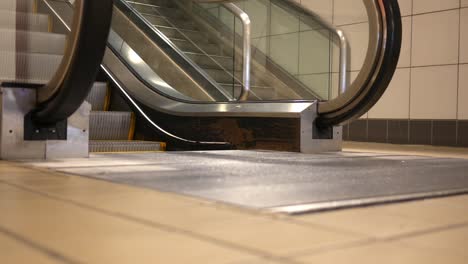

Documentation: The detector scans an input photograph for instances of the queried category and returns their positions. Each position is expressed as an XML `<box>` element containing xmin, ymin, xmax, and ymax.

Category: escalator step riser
<box><xmin>141</xmin><ymin>15</ymin><xmax>171</xmax><ymax>27</ymax></box>
<box><xmin>86</xmin><ymin>82</ymin><xmax>108</xmax><ymax>111</ymax></box>
<box><xmin>0</xmin><ymin>51</ymin><xmax>61</xmax><ymax>84</ymax></box>
<box><xmin>203</xmin><ymin>69</ymin><xmax>240</xmax><ymax>84</ymax></box>
<box><xmin>0</xmin><ymin>0</ymin><xmax>35</xmax><ymax>13</ymax></box>
<box><xmin>0</xmin><ymin>29</ymin><xmax>65</xmax><ymax>55</ymax></box>
<box><xmin>89</xmin><ymin>112</ymin><xmax>133</xmax><ymax>140</ymax></box>
<box><xmin>221</xmin><ymin>84</ymin><xmax>276</xmax><ymax>100</ymax></box>
<box><xmin>157</xmin><ymin>27</ymin><xmax>206</xmax><ymax>43</ymax></box>
<box><xmin>171</xmin><ymin>39</ymin><xmax>220</xmax><ymax>55</ymax></box>
<box><xmin>130</xmin><ymin>0</ymin><xmax>174</xmax><ymax>8</ymax></box>
<box><xmin>89</xmin><ymin>141</ymin><xmax>164</xmax><ymax>153</ymax></box>
<box><xmin>0</xmin><ymin>11</ymin><xmax>49</xmax><ymax>32</ymax></box>
<box><xmin>185</xmin><ymin>53</ymin><xmax>235</xmax><ymax>71</ymax></box>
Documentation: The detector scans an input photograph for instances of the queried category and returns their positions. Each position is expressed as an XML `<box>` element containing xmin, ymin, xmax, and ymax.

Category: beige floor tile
<box><xmin>378</xmin><ymin>197</ymin><xmax>468</xmax><ymax>226</ymax></box>
<box><xmin>0</xmin><ymin>185</ymin><xmax>258</xmax><ymax>264</ymax></box>
<box><xmin>295</xmin><ymin>240</ymin><xmax>467</xmax><ymax>264</ymax></box>
<box><xmin>227</xmin><ymin>256</ymin><xmax>298</xmax><ymax>264</ymax></box>
<box><xmin>398</xmin><ymin>225</ymin><xmax>468</xmax><ymax>257</ymax></box>
<box><xmin>0</xmin><ymin>166</ymin><xmax>364</xmax><ymax>257</ymax></box>
<box><xmin>296</xmin><ymin>206</ymin><xmax>438</xmax><ymax>238</ymax></box>
<box><xmin>190</xmin><ymin>216</ymin><xmax>363</xmax><ymax>257</ymax></box>
<box><xmin>0</xmin><ymin>232</ymin><xmax>63</xmax><ymax>264</ymax></box>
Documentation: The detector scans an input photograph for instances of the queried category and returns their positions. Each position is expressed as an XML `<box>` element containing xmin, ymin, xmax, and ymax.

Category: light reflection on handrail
<box><xmin>221</xmin><ymin>3</ymin><xmax>251</xmax><ymax>101</ymax></box>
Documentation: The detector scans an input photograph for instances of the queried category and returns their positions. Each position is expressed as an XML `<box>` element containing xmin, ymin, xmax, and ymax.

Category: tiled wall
<box><xmin>340</xmin><ymin>0</ymin><xmax>468</xmax><ymax>147</ymax></box>
<box><xmin>203</xmin><ymin>0</ymin><xmax>468</xmax><ymax>147</ymax></box>
<box><xmin>289</xmin><ymin>0</ymin><xmax>467</xmax><ymax>147</ymax></box>
<box><xmin>201</xmin><ymin>0</ymin><xmax>335</xmax><ymax>99</ymax></box>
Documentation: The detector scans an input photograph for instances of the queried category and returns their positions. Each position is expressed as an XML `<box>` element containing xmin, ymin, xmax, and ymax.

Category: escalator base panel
<box><xmin>89</xmin><ymin>141</ymin><xmax>165</xmax><ymax>153</ymax></box>
<box><xmin>26</xmin><ymin>150</ymin><xmax>468</xmax><ymax>214</ymax></box>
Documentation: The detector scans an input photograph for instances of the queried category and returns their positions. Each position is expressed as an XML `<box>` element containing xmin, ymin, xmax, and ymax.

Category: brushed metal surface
<box><xmin>27</xmin><ymin>151</ymin><xmax>468</xmax><ymax>213</ymax></box>
<box><xmin>0</xmin><ymin>88</ymin><xmax>46</xmax><ymax>159</ymax></box>
<box><xmin>46</xmin><ymin>101</ymin><xmax>90</xmax><ymax>159</ymax></box>
<box><xmin>0</xmin><ymin>88</ymin><xmax>90</xmax><ymax>160</ymax></box>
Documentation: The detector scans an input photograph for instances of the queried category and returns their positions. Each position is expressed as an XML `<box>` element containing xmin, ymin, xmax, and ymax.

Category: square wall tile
<box><xmin>411</xmin><ymin>10</ymin><xmax>459</xmax><ymax>66</ymax></box>
<box><xmin>409</xmin><ymin>120</ymin><xmax>432</xmax><ymax>145</ymax></box>
<box><xmin>458</xmin><ymin>121</ymin><xmax>468</xmax><ymax>147</ymax></box>
<box><xmin>333</xmin><ymin>0</ymin><xmax>368</xmax><ymax>26</ymax></box>
<box><xmin>270</xmin><ymin>2</ymin><xmax>299</xmax><ymax>34</ymax></box>
<box><xmin>398</xmin><ymin>16</ymin><xmax>412</xmax><ymax>68</ymax></box>
<box><xmin>244</xmin><ymin>0</ymin><xmax>269</xmax><ymax>38</ymax></box>
<box><xmin>432</xmin><ymin>120</ymin><xmax>457</xmax><ymax>146</ymax></box>
<box><xmin>349</xmin><ymin>119</ymin><xmax>368</xmax><ymax>142</ymax></box>
<box><xmin>459</xmin><ymin>64</ymin><xmax>468</xmax><ymax>119</ymax></box>
<box><xmin>299</xmin><ymin>29</ymin><xmax>331</xmax><ymax>74</ymax></box>
<box><xmin>388</xmin><ymin>120</ymin><xmax>409</xmax><ymax>144</ymax></box>
<box><xmin>299</xmin><ymin>0</ymin><xmax>333</xmax><ymax>23</ymax></box>
<box><xmin>298</xmin><ymin>73</ymin><xmax>330</xmax><ymax>99</ymax></box>
<box><xmin>460</xmin><ymin>8</ymin><xmax>468</xmax><ymax>63</ymax></box>
<box><xmin>413</xmin><ymin>0</ymin><xmax>459</xmax><ymax>14</ymax></box>
<box><xmin>368</xmin><ymin>119</ymin><xmax>388</xmax><ymax>143</ymax></box>
<box><xmin>270</xmin><ymin>33</ymin><xmax>299</xmax><ymax>74</ymax></box>
<box><xmin>398</xmin><ymin>0</ymin><xmax>413</xmax><ymax>16</ymax></box>
<box><xmin>252</xmin><ymin>37</ymin><xmax>268</xmax><ymax>55</ymax></box>
<box><xmin>332</xmin><ymin>22</ymin><xmax>369</xmax><ymax>72</ymax></box>
<box><xmin>369</xmin><ymin>68</ymin><xmax>410</xmax><ymax>119</ymax></box>
<box><xmin>463</xmin><ymin>0</ymin><xmax>468</xmax><ymax>8</ymax></box>
<box><xmin>410</xmin><ymin>65</ymin><xmax>458</xmax><ymax>119</ymax></box>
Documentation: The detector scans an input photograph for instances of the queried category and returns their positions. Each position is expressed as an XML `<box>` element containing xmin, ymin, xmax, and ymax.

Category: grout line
<box><xmin>0</xmin><ymin>226</ymin><xmax>82</xmax><ymax>264</ymax></box>
<box><xmin>382</xmin><ymin>220</ymin><xmax>468</xmax><ymax>242</ymax></box>
<box><xmin>289</xmin><ymin>219</ymin><xmax>468</xmax><ymax>259</ymax></box>
<box><xmin>456</xmin><ymin>5</ymin><xmax>462</xmax><ymax>144</ymax></box>
<box><xmin>408</xmin><ymin>0</ymin><xmax>414</xmax><ymax>143</ymax></box>
<box><xmin>0</xmin><ymin>179</ymin><xmax>301</xmax><ymax>264</ymax></box>
<box><xmin>412</xmin><ymin>7</ymin><xmax>463</xmax><ymax>17</ymax></box>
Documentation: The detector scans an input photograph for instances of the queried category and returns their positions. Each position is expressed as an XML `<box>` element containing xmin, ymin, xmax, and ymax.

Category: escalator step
<box><xmin>0</xmin><ymin>51</ymin><xmax>61</xmax><ymax>84</ymax></box>
<box><xmin>169</xmin><ymin>38</ymin><xmax>220</xmax><ymax>55</ymax></box>
<box><xmin>89</xmin><ymin>140</ymin><xmax>166</xmax><ymax>153</ymax></box>
<box><xmin>184</xmin><ymin>52</ymin><xmax>235</xmax><ymax>71</ymax></box>
<box><xmin>86</xmin><ymin>82</ymin><xmax>109</xmax><ymax>111</ymax></box>
<box><xmin>0</xmin><ymin>29</ymin><xmax>65</xmax><ymax>55</ymax></box>
<box><xmin>0</xmin><ymin>10</ymin><xmax>49</xmax><ymax>32</ymax></box>
<box><xmin>129</xmin><ymin>0</ymin><xmax>174</xmax><ymax>8</ymax></box>
<box><xmin>89</xmin><ymin>111</ymin><xmax>133</xmax><ymax>141</ymax></box>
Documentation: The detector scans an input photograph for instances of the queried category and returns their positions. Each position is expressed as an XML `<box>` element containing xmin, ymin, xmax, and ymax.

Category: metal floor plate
<box><xmin>24</xmin><ymin>150</ymin><xmax>468</xmax><ymax>214</ymax></box>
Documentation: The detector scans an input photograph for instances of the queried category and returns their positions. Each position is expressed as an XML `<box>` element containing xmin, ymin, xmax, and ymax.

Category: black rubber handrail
<box><xmin>32</xmin><ymin>0</ymin><xmax>114</xmax><ymax>125</ymax></box>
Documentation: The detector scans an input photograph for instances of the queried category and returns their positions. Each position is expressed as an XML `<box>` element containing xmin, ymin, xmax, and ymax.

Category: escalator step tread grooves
<box><xmin>124</xmin><ymin>0</ymin><xmax>281</xmax><ymax>100</ymax></box>
<box><xmin>87</xmin><ymin>82</ymin><xmax>166</xmax><ymax>152</ymax></box>
<box><xmin>0</xmin><ymin>0</ymin><xmax>165</xmax><ymax>153</ymax></box>
<box><xmin>89</xmin><ymin>141</ymin><xmax>165</xmax><ymax>153</ymax></box>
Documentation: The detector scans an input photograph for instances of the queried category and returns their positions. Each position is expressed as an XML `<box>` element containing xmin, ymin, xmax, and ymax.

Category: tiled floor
<box><xmin>0</xmin><ymin>143</ymin><xmax>468</xmax><ymax>263</ymax></box>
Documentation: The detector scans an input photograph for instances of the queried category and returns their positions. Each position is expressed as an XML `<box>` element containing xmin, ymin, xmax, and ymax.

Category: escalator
<box><xmin>0</xmin><ymin>0</ymin><xmax>401</xmax><ymax>155</ymax></box>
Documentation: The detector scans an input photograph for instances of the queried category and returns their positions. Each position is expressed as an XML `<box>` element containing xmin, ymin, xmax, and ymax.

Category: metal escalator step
<box><xmin>129</xmin><ymin>0</ymin><xmax>174</xmax><ymax>8</ymax></box>
<box><xmin>141</xmin><ymin>14</ymin><xmax>171</xmax><ymax>27</ymax></box>
<box><xmin>155</xmin><ymin>26</ymin><xmax>201</xmax><ymax>41</ymax></box>
<box><xmin>184</xmin><ymin>52</ymin><xmax>235</xmax><ymax>71</ymax></box>
<box><xmin>203</xmin><ymin>68</ymin><xmax>237</xmax><ymax>84</ymax></box>
<box><xmin>89</xmin><ymin>111</ymin><xmax>133</xmax><ymax>140</ymax></box>
<box><xmin>0</xmin><ymin>0</ymin><xmax>35</xmax><ymax>13</ymax></box>
<box><xmin>86</xmin><ymin>82</ymin><xmax>109</xmax><ymax>111</ymax></box>
<box><xmin>221</xmin><ymin>83</ymin><xmax>275</xmax><ymax>100</ymax></box>
<box><xmin>0</xmin><ymin>29</ymin><xmax>65</xmax><ymax>55</ymax></box>
<box><xmin>89</xmin><ymin>141</ymin><xmax>166</xmax><ymax>153</ymax></box>
<box><xmin>169</xmin><ymin>38</ymin><xmax>220</xmax><ymax>55</ymax></box>
<box><xmin>0</xmin><ymin>10</ymin><xmax>49</xmax><ymax>32</ymax></box>
<box><xmin>0</xmin><ymin>51</ymin><xmax>61</xmax><ymax>84</ymax></box>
